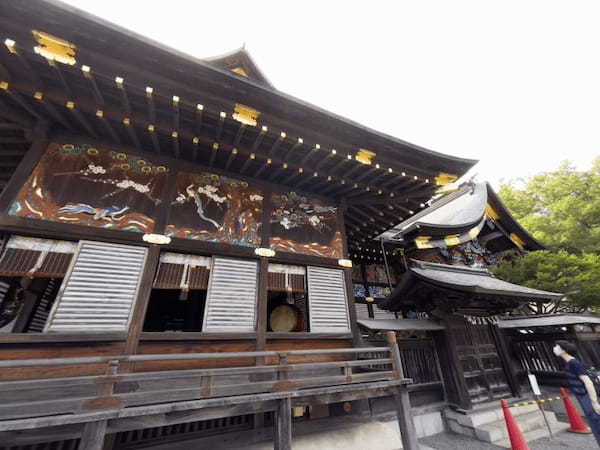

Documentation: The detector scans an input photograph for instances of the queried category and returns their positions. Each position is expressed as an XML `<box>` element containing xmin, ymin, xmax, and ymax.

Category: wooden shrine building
<box><xmin>369</xmin><ymin>181</ymin><xmax>563</xmax><ymax>412</ymax></box>
<box><xmin>0</xmin><ymin>1</ymin><xmax>494</xmax><ymax>449</ymax></box>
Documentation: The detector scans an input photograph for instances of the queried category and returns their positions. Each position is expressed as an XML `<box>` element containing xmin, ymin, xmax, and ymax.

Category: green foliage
<box><xmin>498</xmin><ymin>158</ymin><xmax>600</xmax><ymax>254</ymax></box>
<box><xmin>495</xmin><ymin>159</ymin><xmax>600</xmax><ymax>311</ymax></box>
<box><xmin>492</xmin><ymin>251</ymin><xmax>600</xmax><ymax>310</ymax></box>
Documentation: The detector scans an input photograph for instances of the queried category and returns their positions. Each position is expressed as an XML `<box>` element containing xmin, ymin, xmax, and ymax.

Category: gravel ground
<box><xmin>421</xmin><ymin>431</ymin><xmax>599</xmax><ymax>449</ymax></box>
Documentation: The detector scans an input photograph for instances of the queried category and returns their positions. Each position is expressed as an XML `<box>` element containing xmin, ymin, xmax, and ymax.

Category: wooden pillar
<box><xmin>386</xmin><ymin>332</ymin><xmax>419</xmax><ymax>450</ymax></box>
<box><xmin>274</xmin><ymin>397</ymin><xmax>292</xmax><ymax>450</ymax></box>
<box><xmin>79</xmin><ymin>360</ymin><xmax>119</xmax><ymax>450</ymax></box>
<box><xmin>123</xmin><ymin>245</ymin><xmax>161</xmax><ymax>357</ymax></box>
<box><xmin>256</xmin><ymin>187</ymin><xmax>272</xmax><ymax>353</ymax></box>
<box><xmin>338</xmin><ymin>200</ymin><xmax>362</xmax><ymax>347</ymax></box>
<box><xmin>79</xmin><ymin>421</ymin><xmax>108</xmax><ymax>450</ymax></box>
<box><xmin>393</xmin><ymin>387</ymin><xmax>419</xmax><ymax>450</ymax></box>
<box><xmin>433</xmin><ymin>315</ymin><xmax>472</xmax><ymax>410</ymax></box>
<box><xmin>256</xmin><ymin>257</ymin><xmax>269</xmax><ymax>352</ymax></box>
<box><xmin>492</xmin><ymin>324</ymin><xmax>521</xmax><ymax>397</ymax></box>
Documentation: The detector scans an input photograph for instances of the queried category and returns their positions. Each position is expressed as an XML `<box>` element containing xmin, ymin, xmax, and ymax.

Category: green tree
<box><xmin>492</xmin><ymin>251</ymin><xmax>600</xmax><ymax>313</ymax></box>
<box><xmin>498</xmin><ymin>158</ymin><xmax>600</xmax><ymax>254</ymax></box>
<box><xmin>494</xmin><ymin>158</ymin><xmax>600</xmax><ymax>312</ymax></box>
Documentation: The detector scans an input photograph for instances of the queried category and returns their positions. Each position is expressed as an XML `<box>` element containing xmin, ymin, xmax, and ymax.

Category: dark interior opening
<box><xmin>143</xmin><ymin>289</ymin><xmax>207</xmax><ymax>332</ymax></box>
<box><xmin>0</xmin><ymin>277</ymin><xmax>63</xmax><ymax>333</ymax></box>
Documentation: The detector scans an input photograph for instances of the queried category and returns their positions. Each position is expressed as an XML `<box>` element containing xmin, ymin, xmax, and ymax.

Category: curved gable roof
<box><xmin>204</xmin><ymin>48</ymin><xmax>274</xmax><ymax>89</ymax></box>
<box><xmin>377</xmin><ymin>181</ymin><xmax>545</xmax><ymax>251</ymax></box>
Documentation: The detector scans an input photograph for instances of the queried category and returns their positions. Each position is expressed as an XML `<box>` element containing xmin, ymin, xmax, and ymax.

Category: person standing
<box><xmin>554</xmin><ymin>340</ymin><xmax>600</xmax><ymax>446</ymax></box>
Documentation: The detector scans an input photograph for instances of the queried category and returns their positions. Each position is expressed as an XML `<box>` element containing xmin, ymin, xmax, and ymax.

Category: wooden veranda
<box><xmin>0</xmin><ymin>332</ymin><xmax>418</xmax><ymax>450</ymax></box>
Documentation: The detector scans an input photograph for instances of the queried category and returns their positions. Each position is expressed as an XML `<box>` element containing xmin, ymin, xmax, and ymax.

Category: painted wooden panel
<box><xmin>165</xmin><ymin>171</ymin><xmax>263</xmax><ymax>247</ymax></box>
<box><xmin>8</xmin><ymin>142</ymin><xmax>169</xmax><ymax>233</ymax></box>
<box><xmin>365</xmin><ymin>264</ymin><xmax>396</xmax><ymax>284</ymax></box>
<box><xmin>269</xmin><ymin>192</ymin><xmax>342</xmax><ymax>258</ymax></box>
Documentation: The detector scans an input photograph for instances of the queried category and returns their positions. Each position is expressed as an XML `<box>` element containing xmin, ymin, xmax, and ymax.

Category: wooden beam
<box><xmin>0</xmin><ymin>121</ymin><xmax>47</xmax><ymax>211</ymax></box>
<box><xmin>239</xmin><ymin>153</ymin><xmax>256</xmax><ymax>174</ymax></box>
<box><xmin>95</xmin><ymin>111</ymin><xmax>122</xmax><ymax>144</ymax></box>
<box><xmin>283</xmin><ymin>137</ymin><xmax>302</xmax><ymax>161</ymax></box>
<box><xmin>314</xmin><ymin>148</ymin><xmax>337</xmax><ymax>169</ymax></box>
<box><xmin>233</xmin><ymin>122</ymin><xmax>246</xmax><ymax>147</ymax></box>
<box><xmin>147</xmin><ymin>125</ymin><xmax>161</xmax><ymax>153</ymax></box>
<box><xmin>5</xmin><ymin>44</ymin><xmax>43</xmax><ymax>88</ymax></box>
<box><xmin>0</xmin><ymin>85</ymin><xmax>41</xmax><ymax>120</ymax></box>
<box><xmin>252</xmin><ymin>126</ymin><xmax>267</xmax><ymax>152</ymax></box>
<box><xmin>171</xmin><ymin>133</ymin><xmax>180</xmax><ymax>159</ymax></box>
<box><xmin>268</xmin><ymin>162</ymin><xmax>287</xmax><ymax>181</ymax></box>
<box><xmin>282</xmin><ymin>167</ymin><xmax>303</xmax><ymax>185</ymax></box>
<box><xmin>224</xmin><ymin>147</ymin><xmax>238</xmax><ymax>170</ymax></box>
<box><xmin>195</xmin><ymin>104</ymin><xmax>204</xmax><ymax>135</ymax></box>
<box><xmin>115</xmin><ymin>78</ymin><xmax>132</xmax><ymax>116</ymax></box>
<box><xmin>81</xmin><ymin>66</ymin><xmax>105</xmax><ymax>106</ymax></box>
<box><xmin>300</xmin><ymin>144</ymin><xmax>320</xmax><ymax>166</ymax></box>
<box><xmin>208</xmin><ymin>142</ymin><xmax>219</xmax><ymax>167</ymax></box>
<box><xmin>65</xmin><ymin>102</ymin><xmax>99</xmax><ymax>138</ymax></box>
<box><xmin>171</xmin><ymin>95</ymin><xmax>180</xmax><ymax>131</ymax></box>
<box><xmin>122</xmin><ymin>118</ymin><xmax>141</xmax><ymax>149</ymax></box>
<box><xmin>215</xmin><ymin>111</ymin><xmax>225</xmax><ymax>142</ymax></box>
<box><xmin>48</xmin><ymin>60</ymin><xmax>73</xmax><ymax>98</ymax></box>
<box><xmin>34</xmin><ymin>93</ymin><xmax>73</xmax><ymax>131</ymax></box>
<box><xmin>253</xmin><ymin>158</ymin><xmax>272</xmax><ymax>178</ymax></box>
<box><xmin>267</xmin><ymin>132</ymin><xmax>285</xmax><ymax>157</ymax></box>
<box><xmin>145</xmin><ymin>87</ymin><xmax>156</xmax><ymax>123</ymax></box>
<box><xmin>191</xmin><ymin>139</ymin><xmax>199</xmax><ymax>161</ymax></box>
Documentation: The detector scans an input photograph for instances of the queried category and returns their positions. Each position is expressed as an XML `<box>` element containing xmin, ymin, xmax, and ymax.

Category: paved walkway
<box><xmin>421</xmin><ymin>430</ymin><xmax>599</xmax><ymax>449</ymax></box>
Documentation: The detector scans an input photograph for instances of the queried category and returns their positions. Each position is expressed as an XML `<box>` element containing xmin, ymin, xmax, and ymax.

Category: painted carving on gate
<box><xmin>365</xmin><ymin>264</ymin><xmax>396</xmax><ymax>285</ymax></box>
<box><xmin>269</xmin><ymin>192</ymin><xmax>342</xmax><ymax>258</ymax></box>
<box><xmin>8</xmin><ymin>143</ymin><xmax>167</xmax><ymax>232</ymax></box>
<box><xmin>165</xmin><ymin>171</ymin><xmax>262</xmax><ymax>247</ymax></box>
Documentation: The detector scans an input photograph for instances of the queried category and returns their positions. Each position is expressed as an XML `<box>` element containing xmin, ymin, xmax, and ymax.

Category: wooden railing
<box><xmin>0</xmin><ymin>347</ymin><xmax>397</xmax><ymax>422</ymax></box>
<box><xmin>0</xmin><ymin>332</ymin><xmax>420</xmax><ymax>450</ymax></box>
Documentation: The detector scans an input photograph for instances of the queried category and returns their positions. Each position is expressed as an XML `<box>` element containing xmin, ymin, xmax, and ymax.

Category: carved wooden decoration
<box><xmin>166</xmin><ymin>171</ymin><xmax>263</xmax><ymax>247</ymax></box>
<box><xmin>9</xmin><ymin>143</ymin><xmax>168</xmax><ymax>233</ymax></box>
<box><xmin>269</xmin><ymin>192</ymin><xmax>342</xmax><ymax>258</ymax></box>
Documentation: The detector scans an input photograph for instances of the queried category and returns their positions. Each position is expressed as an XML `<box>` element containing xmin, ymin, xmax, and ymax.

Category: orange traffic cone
<box><xmin>501</xmin><ymin>399</ymin><xmax>531</xmax><ymax>450</ymax></box>
<box><xmin>560</xmin><ymin>388</ymin><xmax>592</xmax><ymax>434</ymax></box>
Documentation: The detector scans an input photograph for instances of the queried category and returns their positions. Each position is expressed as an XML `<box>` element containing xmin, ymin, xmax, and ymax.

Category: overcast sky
<box><xmin>62</xmin><ymin>0</ymin><xmax>599</xmax><ymax>187</ymax></box>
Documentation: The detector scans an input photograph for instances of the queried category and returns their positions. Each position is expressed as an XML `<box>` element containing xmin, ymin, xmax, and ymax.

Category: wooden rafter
<box><xmin>224</xmin><ymin>147</ymin><xmax>238</xmax><ymax>170</ymax></box>
<box><xmin>233</xmin><ymin>122</ymin><xmax>246</xmax><ymax>147</ymax></box>
<box><xmin>81</xmin><ymin>66</ymin><xmax>105</xmax><ymax>106</ymax></box>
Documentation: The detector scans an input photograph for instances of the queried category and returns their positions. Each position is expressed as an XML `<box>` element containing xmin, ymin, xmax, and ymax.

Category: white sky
<box><xmin>62</xmin><ymin>0</ymin><xmax>600</xmax><ymax>187</ymax></box>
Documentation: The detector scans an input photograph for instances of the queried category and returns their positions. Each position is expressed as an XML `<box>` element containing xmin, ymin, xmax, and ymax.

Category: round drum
<box><xmin>269</xmin><ymin>304</ymin><xmax>303</xmax><ymax>332</ymax></box>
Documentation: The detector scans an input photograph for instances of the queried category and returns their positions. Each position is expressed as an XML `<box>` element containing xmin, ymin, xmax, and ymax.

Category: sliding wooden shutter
<box><xmin>307</xmin><ymin>267</ymin><xmax>351</xmax><ymax>333</ymax></box>
<box><xmin>45</xmin><ymin>241</ymin><xmax>147</xmax><ymax>332</ymax></box>
<box><xmin>203</xmin><ymin>257</ymin><xmax>258</xmax><ymax>332</ymax></box>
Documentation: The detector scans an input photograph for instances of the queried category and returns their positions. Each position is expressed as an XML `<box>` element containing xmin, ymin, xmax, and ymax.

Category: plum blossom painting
<box><xmin>165</xmin><ymin>171</ymin><xmax>263</xmax><ymax>247</ymax></box>
<box><xmin>8</xmin><ymin>143</ymin><xmax>168</xmax><ymax>233</ymax></box>
<box><xmin>269</xmin><ymin>192</ymin><xmax>342</xmax><ymax>258</ymax></box>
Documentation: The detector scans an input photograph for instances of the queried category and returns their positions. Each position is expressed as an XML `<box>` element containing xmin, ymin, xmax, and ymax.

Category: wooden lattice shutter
<box><xmin>307</xmin><ymin>267</ymin><xmax>350</xmax><ymax>333</ymax></box>
<box><xmin>373</xmin><ymin>305</ymin><xmax>396</xmax><ymax>320</ymax></box>
<box><xmin>203</xmin><ymin>257</ymin><xmax>258</xmax><ymax>332</ymax></box>
<box><xmin>45</xmin><ymin>241</ymin><xmax>147</xmax><ymax>332</ymax></box>
<box><xmin>354</xmin><ymin>303</ymin><xmax>370</xmax><ymax>320</ymax></box>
